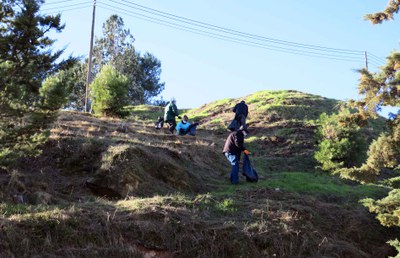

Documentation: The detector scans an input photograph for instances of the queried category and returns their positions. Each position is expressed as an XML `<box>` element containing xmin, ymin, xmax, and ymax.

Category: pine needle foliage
<box><xmin>0</xmin><ymin>0</ymin><xmax>77</xmax><ymax>166</ymax></box>
<box><xmin>314</xmin><ymin>107</ymin><xmax>368</xmax><ymax>172</ymax></box>
<box><xmin>365</xmin><ymin>0</ymin><xmax>400</xmax><ymax>24</ymax></box>
<box><xmin>357</xmin><ymin>6</ymin><xmax>400</xmax><ymax>256</ymax></box>
<box><xmin>90</xmin><ymin>65</ymin><xmax>130</xmax><ymax>117</ymax></box>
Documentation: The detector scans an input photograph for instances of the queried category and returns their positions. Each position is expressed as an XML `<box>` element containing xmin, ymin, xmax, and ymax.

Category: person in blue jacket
<box><xmin>176</xmin><ymin>115</ymin><xmax>199</xmax><ymax>136</ymax></box>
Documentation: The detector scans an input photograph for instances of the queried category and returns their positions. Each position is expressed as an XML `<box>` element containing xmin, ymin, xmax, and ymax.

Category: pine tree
<box><xmin>92</xmin><ymin>15</ymin><xmax>164</xmax><ymax>104</ymax></box>
<box><xmin>0</xmin><ymin>0</ymin><xmax>76</xmax><ymax>166</ymax></box>
<box><xmin>356</xmin><ymin>4</ymin><xmax>400</xmax><ymax>255</ymax></box>
<box><xmin>90</xmin><ymin>65</ymin><xmax>130</xmax><ymax>116</ymax></box>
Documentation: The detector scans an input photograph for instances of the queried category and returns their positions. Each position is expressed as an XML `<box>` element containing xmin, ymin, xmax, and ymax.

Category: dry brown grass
<box><xmin>0</xmin><ymin>106</ymin><xmax>397</xmax><ymax>257</ymax></box>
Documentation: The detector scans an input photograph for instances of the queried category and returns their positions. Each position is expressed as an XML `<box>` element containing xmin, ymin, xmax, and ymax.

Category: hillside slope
<box><xmin>187</xmin><ymin>90</ymin><xmax>340</xmax><ymax>171</ymax></box>
<box><xmin>0</xmin><ymin>90</ymin><xmax>397</xmax><ymax>257</ymax></box>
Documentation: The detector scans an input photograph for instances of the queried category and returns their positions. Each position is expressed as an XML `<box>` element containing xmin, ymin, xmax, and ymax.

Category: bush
<box><xmin>39</xmin><ymin>70</ymin><xmax>75</xmax><ymax>110</ymax></box>
<box><xmin>90</xmin><ymin>65</ymin><xmax>130</xmax><ymax>117</ymax></box>
<box><xmin>362</xmin><ymin>134</ymin><xmax>400</xmax><ymax>174</ymax></box>
<box><xmin>314</xmin><ymin>109</ymin><xmax>368</xmax><ymax>172</ymax></box>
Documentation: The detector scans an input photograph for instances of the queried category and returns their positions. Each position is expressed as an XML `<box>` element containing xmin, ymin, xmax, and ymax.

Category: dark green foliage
<box><xmin>362</xmin><ymin>134</ymin><xmax>400</xmax><ymax>174</ymax></box>
<box><xmin>92</xmin><ymin>15</ymin><xmax>165</xmax><ymax>105</ymax></box>
<box><xmin>357</xmin><ymin>8</ymin><xmax>400</xmax><ymax>256</ymax></box>
<box><xmin>314</xmin><ymin>109</ymin><xmax>368</xmax><ymax>172</ymax></box>
<box><xmin>362</xmin><ymin>189</ymin><xmax>400</xmax><ymax>227</ymax></box>
<box><xmin>39</xmin><ymin>70</ymin><xmax>76</xmax><ymax>110</ymax></box>
<box><xmin>348</xmin><ymin>52</ymin><xmax>400</xmax><ymax>175</ymax></box>
<box><xmin>64</xmin><ymin>61</ymin><xmax>87</xmax><ymax>111</ymax></box>
<box><xmin>139</xmin><ymin>52</ymin><xmax>165</xmax><ymax>103</ymax></box>
<box><xmin>384</xmin><ymin>176</ymin><xmax>400</xmax><ymax>189</ymax></box>
<box><xmin>90</xmin><ymin>65</ymin><xmax>130</xmax><ymax>117</ymax></box>
<box><xmin>362</xmin><ymin>189</ymin><xmax>400</xmax><ymax>257</ymax></box>
<box><xmin>0</xmin><ymin>0</ymin><xmax>77</xmax><ymax>166</ymax></box>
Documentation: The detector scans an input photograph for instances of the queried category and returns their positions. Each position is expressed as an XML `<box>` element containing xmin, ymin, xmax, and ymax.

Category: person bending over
<box><xmin>222</xmin><ymin>126</ymin><xmax>250</xmax><ymax>184</ymax></box>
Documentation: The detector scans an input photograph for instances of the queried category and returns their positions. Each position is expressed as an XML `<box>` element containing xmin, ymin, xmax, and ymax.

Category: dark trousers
<box><xmin>178</xmin><ymin>124</ymin><xmax>198</xmax><ymax>136</ymax></box>
<box><xmin>225</xmin><ymin>152</ymin><xmax>240</xmax><ymax>184</ymax></box>
<box><xmin>165</xmin><ymin>119</ymin><xmax>176</xmax><ymax>133</ymax></box>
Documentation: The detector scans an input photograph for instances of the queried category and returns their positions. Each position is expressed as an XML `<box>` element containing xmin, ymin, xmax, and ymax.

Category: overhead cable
<box><xmin>97</xmin><ymin>2</ymin><xmax>364</xmax><ymax>62</ymax></box>
<box><xmin>41</xmin><ymin>1</ymin><xmax>92</xmax><ymax>12</ymax></box>
<box><xmin>111</xmin><ymin>0</ymin><xmax>364</xmax><ymax>55</ymax></box>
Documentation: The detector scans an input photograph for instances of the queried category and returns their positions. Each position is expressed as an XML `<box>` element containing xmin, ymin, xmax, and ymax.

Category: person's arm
<box><xmin>232</xmin><ymin>104</ymin><xmax>237</xmax><ymax>112</ymax></box>
<box><xmin>172</xmin><ymin>104</ymin><xmax>179</xmax><ymax>116</ymax></box>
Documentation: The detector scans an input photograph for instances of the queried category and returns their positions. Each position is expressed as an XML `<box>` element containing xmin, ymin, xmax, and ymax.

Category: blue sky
<box><xmin>43</xmin><ymin>0</ymin><xmax>400</xmax><ymax>114</ymax></box>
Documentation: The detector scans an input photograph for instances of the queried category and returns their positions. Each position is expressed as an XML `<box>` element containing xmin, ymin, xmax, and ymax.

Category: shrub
<box><xmin>362</xmin><ymin>134</ymin><xmax>400</xmax><ymax>174</ymax></box>
<box><xmin>39</xmin><ymin>70</ymin><xmax>75</xmax><ymax>110</ymax></box>
<box><xmin>90</xmin><ymin>65</ymin><xmax>130</xmax><ymax>117</ymax></box>
<box><xmin>314</xmin><ymin>109</ymin><xmax>368</xmax><ymax>172</ymax></box>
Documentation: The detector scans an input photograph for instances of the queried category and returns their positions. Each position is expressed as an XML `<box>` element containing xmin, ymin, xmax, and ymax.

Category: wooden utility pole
<box><xmin>84</xmin><ymin>0</ymin><xmax>96</xmax><ymax>112</ymax></box>
<box><xmin>364</xmin><ymin>51</ymin><xmax>369</xmax><ymax>71</ymax></box>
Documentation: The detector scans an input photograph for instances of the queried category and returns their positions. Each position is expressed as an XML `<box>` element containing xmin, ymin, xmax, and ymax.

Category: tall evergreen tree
<box><xmin>92</xmin><ymin>15</ymin><xmax>164</xmax><ymax>104</ymax></box>
<box><xmin>0</xmin><ymin>0</ymin><xmax>75</xmax><ymax>110</ymax></box>
<box><xmin>352</xmin><ymin>3</ymin><xmax>400</xmax><ymax>255</ymax></box>
<box><xmin>0</xmin><ymin>0</ymin><xmax>76</xmax><ymax>165</ymax></box>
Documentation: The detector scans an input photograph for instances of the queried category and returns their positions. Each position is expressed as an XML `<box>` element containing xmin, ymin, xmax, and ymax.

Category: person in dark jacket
<box><xmin>164</xmin><ymin>98</ymin><xmax>181</xmax><ymax>133</ymax></box>
<box><xmin>232</xmin><ymin>100</ymin><xmax>248</xmax><ymax>131</ymax></box>
<box><xmin>223</xmin><ymin>126</ymin><xmax>250</xmax><ymax>184</ymax></box>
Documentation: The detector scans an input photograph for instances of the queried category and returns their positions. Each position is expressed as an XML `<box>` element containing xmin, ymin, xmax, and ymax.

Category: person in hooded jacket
<box><xmin>223</xmin><ymin>126</ymin><xmax>250</xmax><ymax>184</ymax></box>
<box><xmin>176</xmin><ymin>115</ymin><xmax>199</xmax><ymax>136</ymax></box>
<box><xmin>232</xmin><ymin>100</ymin><xmax>248</xmax><ymax>131</ymax></box>
<box><xmin>164</xmin><ymin>98</ymin><xmax>181</xmax><ymax>133</ymax></box>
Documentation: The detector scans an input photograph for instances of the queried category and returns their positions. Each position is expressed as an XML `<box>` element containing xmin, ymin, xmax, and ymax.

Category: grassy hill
<box><xmin>0</xmin><ymin>90</ymin><xmax>398</xmax><ymax>257</ymax></box>
<box><xmin>186</xmin><ymin>90</ymin><xmax>340</xmax><ymax>172</ymax></box>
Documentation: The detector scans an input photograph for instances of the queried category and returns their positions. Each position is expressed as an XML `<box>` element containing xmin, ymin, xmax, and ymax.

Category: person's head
<box><xmin>170</xmin><ymin>97</ymin><xmax>176</xmax><ymax>104</ymax></box>
<box><xmin>240</xmin><ymin>100</ymin><xmax>245</xmax><ymax>104</ymax></box>
<box><xmin>183</xmin><ymin>115</ymin><xmax>189</xmax><ymax>122</ymax></box>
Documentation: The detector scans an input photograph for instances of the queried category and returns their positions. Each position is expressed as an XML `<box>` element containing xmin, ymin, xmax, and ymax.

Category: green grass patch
<box><xmin>0</xmin><ymin>203</ymin><xmax>61</xmax><ymax>217</ymax></box>
<box><xmin>124</xmin><ymin>105</ymin><xmax>164</xmax><ymax>122</ymax></box>
<box><xmin>213</xmin><ymin>172</ymin><xmax>390</xmax><ymax>203</ymax></box>
<box><xmin>260</xmin><ymin>172</ymin><xmax>390</xmax><ymax>201</ymax></box>
<box><xmin>276</xmin><ymin>128</ymin><xmax>296</xmax><ymax>137</ymax></box>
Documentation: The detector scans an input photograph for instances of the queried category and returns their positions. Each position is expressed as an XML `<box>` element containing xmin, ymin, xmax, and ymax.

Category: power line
<box><xmin>42</xmin><ymin>0</ymin><xmax>385</xmax><ymax>65</ymax></box>
<box><xmin>42</xmin><ymin>0</ymin><xmax>80</xmax><ymax>6</ymax></box>
<box><xmin>41</xmin><ymin>1</ymin><xmax>92</xmax><ymax>12</ymax></box>
<box><xmin>369</xmin><ymin>53</ymin><xmax>386</xmax><ymax>63</ymax></box>
<box><xmin>112</xmin><ymin>0</ymin><xmax>364</xmax><ymax>55</ymax></box>
<box><xmin>368</xmin><ymin>55</ymin><xmax>386</xmax><ymax>66</ymax></box>
<box><xmin>96</xmin><ymin>2</ymin><xmax>364</xmax><ymax>62</ymax></box>
<box><xmin>41</xmin><ymin>5</ymin><xmax>92</xmax><ymax>15</ymax></box>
